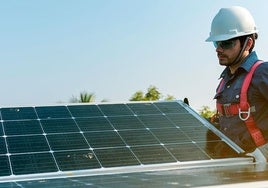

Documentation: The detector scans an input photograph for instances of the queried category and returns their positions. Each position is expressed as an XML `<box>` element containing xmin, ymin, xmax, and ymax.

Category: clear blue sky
<box><xmin>1</xmin><ymin>0</ymin><xmax>268</xmax><ymax>110</ymax></box>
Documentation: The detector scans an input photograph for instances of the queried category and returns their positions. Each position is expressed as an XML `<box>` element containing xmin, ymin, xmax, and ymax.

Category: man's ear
<box><xmin>245</xmin><ymin>37</ymin><xmax>253</xmax><ymax>51</ymax></box>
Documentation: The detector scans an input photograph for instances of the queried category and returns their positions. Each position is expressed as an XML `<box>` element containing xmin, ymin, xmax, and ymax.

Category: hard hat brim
<box><xmin>205</xmin><ymin>31</ymin><xmax>258</xmax><ymax>42</ymax></box>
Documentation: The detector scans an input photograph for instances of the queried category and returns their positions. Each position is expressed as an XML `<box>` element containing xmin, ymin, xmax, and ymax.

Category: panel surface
<box><xmin>0</xmin><ymin>101</ymin><xmax>240</xmax><ymax>178</ymax></box>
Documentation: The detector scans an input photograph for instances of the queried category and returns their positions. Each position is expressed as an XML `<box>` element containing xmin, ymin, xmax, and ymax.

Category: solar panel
<box><xmin>0</xmin><ymin>100</ymin><xmax>246</xmax><ymax>183</ymax></box>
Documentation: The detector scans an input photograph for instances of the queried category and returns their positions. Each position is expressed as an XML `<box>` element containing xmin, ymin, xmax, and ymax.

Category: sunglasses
<box><xmin>213</xmin><ymin>39</ymin><xmax>237</xmax><ymax>49</ymax></box>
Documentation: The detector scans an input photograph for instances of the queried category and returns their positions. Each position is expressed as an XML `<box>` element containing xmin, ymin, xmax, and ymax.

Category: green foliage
<box><xmin>129</xmin><ymin>85</ymin><xmax>174</xmax><ymax>101</ymax></box>
<box><xmin>129</xmin><ymin>91</ymin><xmax>145</xmax><ymax>101</ymax></box>
<box><xmin>145</xmin><ymin>85</ymin><xmax>161</xmax><ymax>100</ymax></box>
<box><xmin>165</xmin><ymin>94</ymin><xmax>176</xmax><ymax>101</ymax></box>
<box><xmin>199</xmin><ymin>106</ymin><xmax>216</xmax><ymax>119</ymax></box>
<box><xmin>130</xmin><ymin>85</ymin><xmax>161</xmax><ymax>101</ymax></box>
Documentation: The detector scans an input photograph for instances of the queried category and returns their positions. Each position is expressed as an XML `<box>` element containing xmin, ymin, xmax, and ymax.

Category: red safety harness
<box><xmin>216</xmin><ymin>61</ymin><xmax>266</xmax><ymax>147</ymax></box>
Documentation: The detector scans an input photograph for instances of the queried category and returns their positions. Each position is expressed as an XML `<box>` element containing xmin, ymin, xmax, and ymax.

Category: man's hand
<box><xmin>258</xmin><ymin>143</ymin><xmax>268</xmax><ymax>160</ymax></box>
<box><xmin>249</xmin><ymin>143</ymin><xmax>268</xmax><ymax>163</ymax></box>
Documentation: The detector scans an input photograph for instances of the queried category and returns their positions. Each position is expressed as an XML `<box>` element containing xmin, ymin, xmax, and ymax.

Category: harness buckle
<box><xmin>238</xmin><ymin>104</ymin><xmax>251</xmax><ymax>121</ymax></box>
<box><xmin>222</xmin><ymin>103</ymin><xmax>232</xmax><ymax>117</ymax></box>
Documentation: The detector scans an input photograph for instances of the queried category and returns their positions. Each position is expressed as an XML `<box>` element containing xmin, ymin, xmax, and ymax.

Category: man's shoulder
<box><xmin>257</xmin><ymin>61</ymin><xmax>268</xmax><ymax>67</ymax></box>
<box><xmin>254</xmin><ymin>61</ymin><xmax>268</xmax><ymax>76</ymax></box>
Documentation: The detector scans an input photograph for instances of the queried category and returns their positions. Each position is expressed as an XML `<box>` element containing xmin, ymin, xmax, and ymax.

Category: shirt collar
<box><xmin>219</xmin><ymin>51</ymin><xmax>259</xmax><ymax>79</ymax></box>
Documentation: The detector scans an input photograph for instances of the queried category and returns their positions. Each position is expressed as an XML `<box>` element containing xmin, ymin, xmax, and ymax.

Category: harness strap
<box><xmin>240</xmin><ymin>61</ymin><xmax>262</xmax><ymax>110</ymax></box>
<box><xmin>241</xmin><ymin>61</ymin><xmax>266</xmax><ymax>146</ymax></box>
<box><xmin>216</xmin><ymin>61</ymin><xmax>266</xmax><ymax>147</ymax></box>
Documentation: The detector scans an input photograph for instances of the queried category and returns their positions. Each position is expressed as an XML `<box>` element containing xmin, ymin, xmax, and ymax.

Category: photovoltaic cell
<box><xmin>99</xmin><ymin>104</ymin><xmax>133</xmax><ymax>116</ymax></box>
<box><xmin>4</xmin><ymin>120</ymin><xmax>42</xmax><ymax>135</ymax></box>
<box><xmin>108</xmin><ymin>116</ymin><xmax>145</xmax><ymax>130</ymax></box>
<box><xmin>165</xmin><ymin>143</ymin><xmax>210</xmax><ymax>161</ymax></box>
<box><xmin>0</xmin><ymin>156</ymin><xmax>10</xmax><ymax>176</ymax></box>
<box><xmin>180</xmin><ymin>126</ymin><xmax>209</xmax><ymax>142</ymax></box>
<box><xmin>7</xmin><ymin>135</ymin><xmax>49</xmax><ymax>153</ymax></box>
<box><xmin>127</xmin><ymin>103</ymin><xmax>162</xmax><ymax>115</ymax></box>
<box><xmin>131</xmin><ymin>145</ymin><xmax>177</xmax><ymax>164</ymax></box>
<box><xmin>150</xmin><ymin>128</ymin><xmax>190</xmax><ymax>144</ymax></box>
<box><xmin>119</xmin><ymin>129</ymin><xmax>160</xmax><ymax>146</ymax></box>
<box><xmin>166</xmin><ymin>113</ymin><xmax>203</xmax><ymax>127</ymax></box>
<box><xmin>10</xmin><ymin>153</ymin><xmax>58</xmax><ymax>175</ymax></box>
<box><xmin>0</xmin><ymin>138</ymin><xmax>7</xmax><ymax>154</ymax></box>
<box><xmin>0</xmin><ymin>125</ymin><xmax>3</xmax><ymax>136</ymax></box>
<box><xmin>35</xmin><ymin>106</ymin><xmax>71</xmax><ymax>119</ymax></box>
<box><xmin>138</xmin><ymin>115</ymin><xmax>175</xmax><ymax>128</ymax></box>
<box><xmin>40</xmin><ymin>119</ymin><xmax>80</xmax><ymax>133</ymax></box>
<box><xmin>53</xmin><ymin>150</ymin><xmax>101</xmax><ymax>171</ymax></box>
<box><xmin>47</xmin><ymin>133</ymin><xmax>89</xmax><ymax>150</ymax></box>
<box><xmin>93</xmin><ymin>147</ymin><xmax>140</xmax><ymax>167</ymax></box>
<box><xmin>75</xmin><ymin>117</ymin><xmax>114</xmax><ymax>132</ymax></box>
<box><xmin>68</xmin><ymin>104</ymin><xmax>103</xmax><ymax>117</ymax></box>
<box><xmin>1</xmin><ymin>107</ymin><xmax>37</xmax><ymax>120</ymax></box>
<box><xmin>154</xmin><ymin>101</ymin><xmax>189</xmax><ymax>113</ymax></box>
<box><xmin>84</xmin><ymin>131</ymin><xmax>126</xmax><ymax>148</ymax></box>
<box><xmin>0</xmin><ymin>101</ymin><xmax>242</xmax><ymax>179</ymax></box>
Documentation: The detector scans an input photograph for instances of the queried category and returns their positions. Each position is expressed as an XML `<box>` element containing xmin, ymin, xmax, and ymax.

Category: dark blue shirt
<box><xmin>214</xmin><ymin>51</ymin><xmax>268</xmax><ymax>152</ymax></box>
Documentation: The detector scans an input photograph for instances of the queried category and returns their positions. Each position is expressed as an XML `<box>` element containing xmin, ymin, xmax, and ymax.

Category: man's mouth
<box><xmin>217</xmin><ymin>54</ymin><xmax>227</xmax><ymax>60</ymax></box>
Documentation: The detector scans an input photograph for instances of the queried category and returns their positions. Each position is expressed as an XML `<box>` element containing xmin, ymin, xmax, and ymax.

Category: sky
<box><xmin>1</xmin><ymin>0</ymin><xmax>268</xmax><ymax>111</ymax></box>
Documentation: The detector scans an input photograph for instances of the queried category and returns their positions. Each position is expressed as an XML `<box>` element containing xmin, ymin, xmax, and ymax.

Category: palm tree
<box><xmin>70</xmin><ymin>92</ymin><xmax>95</xmax><ymax>103</ymax></box>
<box><xmin>79</xmin><ymin>92</ymin><xmax>95</xmax><ymax>103</ymax></box>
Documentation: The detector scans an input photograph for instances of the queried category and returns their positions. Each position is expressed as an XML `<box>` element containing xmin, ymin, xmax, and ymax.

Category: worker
<box><xmin>206</xmin><ymin>6</ymin><xmax>268</xmax><ymax>160</ymax></box>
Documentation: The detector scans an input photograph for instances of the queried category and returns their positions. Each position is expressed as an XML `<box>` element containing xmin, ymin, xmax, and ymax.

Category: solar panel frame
<box><xmin>1</xmin><ymin>158</ymin><xmax>266</xmax><ymax>188</ymax></box>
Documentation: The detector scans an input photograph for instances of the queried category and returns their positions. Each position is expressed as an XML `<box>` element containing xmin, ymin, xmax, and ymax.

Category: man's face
<box><xmin>214</xmin><ymin>38</ymin><xmax>241</xmax><ymax>66</ymax></box>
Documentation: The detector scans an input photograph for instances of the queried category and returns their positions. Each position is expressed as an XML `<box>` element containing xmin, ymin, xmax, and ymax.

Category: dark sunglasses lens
<box><xmin>213</xmin><ymin>40</ymin><xmax>236</xmax><ymax>49</ymax></box>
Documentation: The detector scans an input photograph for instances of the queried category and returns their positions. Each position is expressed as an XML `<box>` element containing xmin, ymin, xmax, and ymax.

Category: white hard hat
<box><xmin>206</xmin><ymin>6</ymin><xmax>258</xmax><ymax>42</ymax></box>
